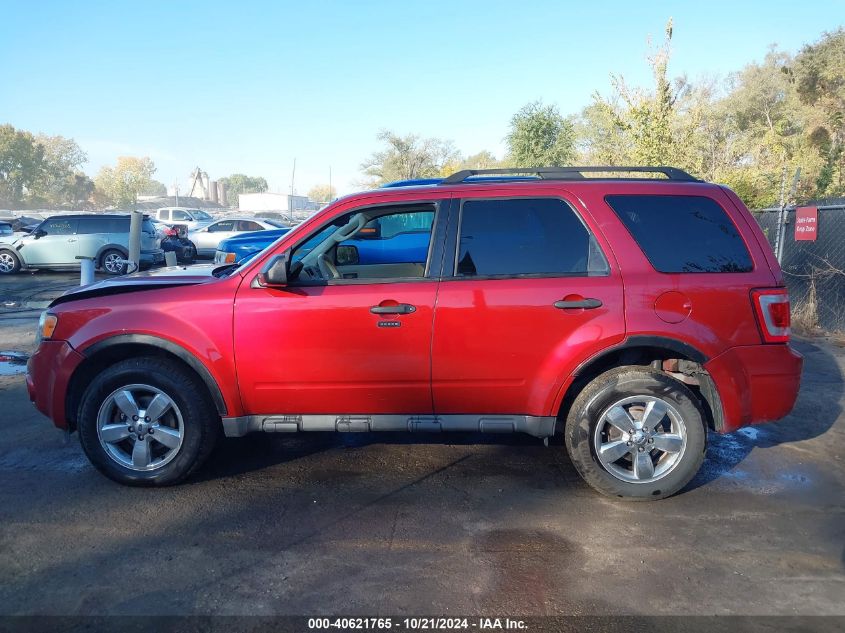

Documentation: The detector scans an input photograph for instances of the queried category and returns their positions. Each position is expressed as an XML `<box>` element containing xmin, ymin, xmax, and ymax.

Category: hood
<box><xmin>49</xmin><ymin>263</ymin><xmax>224</xmax><ymax>307</ymax></box>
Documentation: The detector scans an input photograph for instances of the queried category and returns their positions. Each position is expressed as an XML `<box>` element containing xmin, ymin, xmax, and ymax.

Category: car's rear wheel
<box><xmin>564</xmin><ymin>367</ymin><xmax>706</xmax><ymax>500</ymax></box>
<box><xmin>100</xmin><ymin>249</ymin><xmax>127</xmax><ymax>275</ymax></box>
<box><xmin>0</xmin><ymin>249</ymin><xmax>21</xmax><ymax>274</ymax></box>
<box><xmin>77</xmin><ymin>357</ymin><xmax>219</xmax><ymax>486</ymax></box>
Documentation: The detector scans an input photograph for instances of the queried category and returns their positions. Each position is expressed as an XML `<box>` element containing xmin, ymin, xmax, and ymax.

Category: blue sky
<box><xmin>1</xmin><ymin>0</ymin><xmax>842</xmax><ymax>196</ymax></box>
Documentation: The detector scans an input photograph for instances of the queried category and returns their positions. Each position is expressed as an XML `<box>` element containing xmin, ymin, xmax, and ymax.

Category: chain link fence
<box><xmin>754</xmin><ymin>202</ymin><xmax>845</xmax><ymax>332</ymax></box>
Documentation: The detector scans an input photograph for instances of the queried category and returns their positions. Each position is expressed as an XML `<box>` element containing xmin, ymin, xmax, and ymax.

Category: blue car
<box><xmin>214</xmin><ymin>216</ymin><xmax>431</xmax><ymax>266</ymax></box>
<box><xmin>214</xmin><ymin>229</ymin><xmax>289</xmax><ymax>264</ymax></box>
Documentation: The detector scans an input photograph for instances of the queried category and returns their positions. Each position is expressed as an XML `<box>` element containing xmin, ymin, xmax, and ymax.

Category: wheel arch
<box><xmin>66</xmin><ymin>334</ymin><xmax>227</xmax><ymax>431</ymax></box>
<box><xmin>556</xmin><ymin>336</ymin><xmax>724</xmax><ymax>432</ymax></box>
<box><xmin>94</xmin><ymin>244</ymin><xmax>128</xmax><ymax>266</ymax></box>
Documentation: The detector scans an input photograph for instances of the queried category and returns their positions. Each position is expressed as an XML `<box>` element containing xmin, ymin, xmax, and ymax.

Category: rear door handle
<box><xmin>554</xmin><ymin>298</ymin><xmax>603</xmax><ymax>309</ymax></box>
<box><xmin>370</xmin><ymin>303</ymin><xmax>416</xmax><ymax>315</ymax></box>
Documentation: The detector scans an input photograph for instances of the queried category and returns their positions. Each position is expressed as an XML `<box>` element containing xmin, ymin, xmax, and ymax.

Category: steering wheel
<box><xmin>317</xmin><ymin>253</ymin><xmax>340</xmax><ymax>280</ymax></box>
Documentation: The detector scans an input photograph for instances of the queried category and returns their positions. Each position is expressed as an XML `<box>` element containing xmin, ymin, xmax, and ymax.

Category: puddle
<box><xmin>0</xmin><ymin>351</ymin><xmax>29</xmax><ymax>376</ymax></box>
<box><xmin>1</xmin><ymin>299</ymin><xmax>51</xmax><ymax>310</ymax></box>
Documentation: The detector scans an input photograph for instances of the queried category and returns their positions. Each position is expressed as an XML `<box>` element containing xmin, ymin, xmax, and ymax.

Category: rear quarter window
<box><xmin>605</xmin><ymin>194</ymin><xmax>753</xmax><ymax>273</ymax></box>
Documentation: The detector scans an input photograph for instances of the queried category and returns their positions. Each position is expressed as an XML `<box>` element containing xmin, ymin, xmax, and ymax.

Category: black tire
<box><xmin>100</xmin><ymin>249</ymin><xmax>127</xmax><ymax>275</ymax></box>
<box><xmin>0</xmin><ymin>249</ymin><xmax>21</xmax><ymax>274</ymax></box>
<box><xmin>564</xmin><ymin>366</ymin><xmax>707</xmax><ymax>501</ymax></box>
<box><xmin>77</xmin><ymin>357</ymin><xmax>220</xmax><ymax>486</ymax></box>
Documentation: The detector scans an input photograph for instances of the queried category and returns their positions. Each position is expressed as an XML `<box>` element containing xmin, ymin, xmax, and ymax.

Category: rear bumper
<box><xmin>704</xmin><ymin>343</ymin><xmax>803</xmax><ymax>433</ymax></box>
<box><xmin>26</xmin><ymin>340</ymin><xmax>85</xmax><ymax>430</ymax></box>
<box><xmin>140</xmin><ymin>249</ymin><xmax>165</xmax><ymax>268</ymax></box>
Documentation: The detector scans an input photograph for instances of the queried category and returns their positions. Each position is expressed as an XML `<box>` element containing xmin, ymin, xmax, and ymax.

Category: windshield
<box><xmin>193</xmin><ymin>210</ymin><xmax>212</xmax><ymax>220</ymax></box>
<box><xmin>263</xmin><ymin>218</ymin><xmax>288</xmax><ymax>228</ymax></box>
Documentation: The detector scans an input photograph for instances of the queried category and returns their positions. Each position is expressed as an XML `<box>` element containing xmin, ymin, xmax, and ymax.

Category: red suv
<box><xmin>26</xmin><ymin>167</ymin><xmax>802</xmax><ymax>499</ymax></box>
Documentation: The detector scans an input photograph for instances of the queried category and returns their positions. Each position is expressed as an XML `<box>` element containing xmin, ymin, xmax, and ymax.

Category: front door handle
<box><xmin>370</xmin><ymin>303</ymin><xmax>416</xmax><ymax>315</ymax></box>
<box><xmin>554</xmin><ymin>298</ymin><xmax>603</xmax><ymax>310</ymax></box>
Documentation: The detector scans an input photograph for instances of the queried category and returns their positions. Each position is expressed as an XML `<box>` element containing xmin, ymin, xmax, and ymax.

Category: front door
<box><xmin>234</xmin><ymin>201</ymin><xmax>446</xmax><ymax>416</ymax></box>
<box><xmin>18</xmin><ymin>218</ymin><xmax>79</xmax><ymax>266</ymax></box>
<box><xmin>431</xmin><ymin>193</ymin><xmax>625</xmax><ymax>417</ymax></box>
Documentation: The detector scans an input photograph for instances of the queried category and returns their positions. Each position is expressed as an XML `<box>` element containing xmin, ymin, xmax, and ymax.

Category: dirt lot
<box><xmin>0</xmin><ymin>271</ymin><xmax>843</xmax><ymax>617</ymax></box>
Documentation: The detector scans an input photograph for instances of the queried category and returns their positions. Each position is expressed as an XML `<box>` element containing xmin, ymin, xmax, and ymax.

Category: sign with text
<box><xmin>795</xmin><ymin>206</ymin><xmax>818</xmax><ymax>241</ymax></box>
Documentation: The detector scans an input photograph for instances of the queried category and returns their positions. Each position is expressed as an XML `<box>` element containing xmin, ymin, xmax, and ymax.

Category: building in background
<box><xmin>237</xmin><ymin>193</ymin><xmax>319</xmax><ymax>215</ymax></box>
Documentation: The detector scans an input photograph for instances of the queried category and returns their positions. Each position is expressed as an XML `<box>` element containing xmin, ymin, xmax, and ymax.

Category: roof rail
<box><xmin>440</xmin><ymin>166</ymin><xmax>700</xmax><ymax>184</ymax></box>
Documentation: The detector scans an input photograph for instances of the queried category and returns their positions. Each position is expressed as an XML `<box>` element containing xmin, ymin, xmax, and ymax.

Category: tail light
<box><xmin>751</xmin><ymin>288</ymin><xmax>790</xmax><ymax>343</ymax></box>
<box><xmin>164</xmin><ymin>227</ymin><xmax>177</xmax><ymax>237</ymax></box>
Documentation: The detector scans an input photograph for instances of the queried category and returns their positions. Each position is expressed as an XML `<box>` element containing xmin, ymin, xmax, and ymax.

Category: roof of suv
<box><xmin>380</xmin><ymin>166</ymin><xmax>703</xmax><ymax>190</ymax></box>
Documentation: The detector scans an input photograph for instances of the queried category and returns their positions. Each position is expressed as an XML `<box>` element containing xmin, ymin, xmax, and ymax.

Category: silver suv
<box><xmin>0</xmin><ymin>214</ymin><xmax>164</xmax><ymax>275</ymax></box>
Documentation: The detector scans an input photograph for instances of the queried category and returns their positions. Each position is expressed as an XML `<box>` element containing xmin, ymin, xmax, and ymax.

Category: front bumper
<box><xmin>704</xmin><ymin>343</ymin><xmax>803</xmax><ymax>433</ymax></box>
<box><xmin>26</xmin><ymin>340</ymin><xmax>85</xmax><ymax>430</ymax></box>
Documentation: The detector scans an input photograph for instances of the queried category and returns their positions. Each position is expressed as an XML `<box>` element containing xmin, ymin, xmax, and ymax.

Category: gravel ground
<box><xmin>0</xmin><ymin>272</ymin><xmax>843</xmax><ymax>617</ymax></box>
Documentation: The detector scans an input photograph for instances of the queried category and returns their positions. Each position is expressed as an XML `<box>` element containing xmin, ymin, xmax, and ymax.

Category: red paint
<box><xmin>795</xmin><ymin>207</ymin><xmax>818</xmax><ymax>241</ymax></box>
<box><xmin>27</xmin><ymin>179</ymin><xmax>802</xmax><ymax>437</ymax></box>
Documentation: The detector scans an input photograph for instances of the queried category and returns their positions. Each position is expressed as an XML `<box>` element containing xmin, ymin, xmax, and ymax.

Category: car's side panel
<box><xmin>61</xmin><ymin>279</ymin><xmax>245</xmax><ymax>418</ymax></box>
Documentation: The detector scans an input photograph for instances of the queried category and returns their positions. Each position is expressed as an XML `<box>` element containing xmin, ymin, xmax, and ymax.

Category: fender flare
<box><xmin>571</xmin><ymin>335</ymin><xmax>709</xmax><ymax>378</ymax></box>
<box><xmin>80</xmin><ymin>333</ymin><xmax>228</xmax><ymax>415</ymax></box>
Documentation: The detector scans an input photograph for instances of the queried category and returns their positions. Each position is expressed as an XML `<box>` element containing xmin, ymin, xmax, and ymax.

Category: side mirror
<box><xmin>33</xmin><ymin>229</ymin><xmax>46</xmax><ymax>239</ymax></box>
<box><xmin>256</xmin><ymin>252</ymin><xmax>290</xmax><ymax>287</ymax></box>
<box><xmin>336</xmin><ymin>244</ymin><xmax>359</xmax><ymax>266</ymax></box>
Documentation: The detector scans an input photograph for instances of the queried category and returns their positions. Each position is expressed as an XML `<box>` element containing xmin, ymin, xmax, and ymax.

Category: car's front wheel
<box><xmin>564</xmin><ymin>367</ymin><xmax>707</xmax><ymax>500</ymax></box>
<box><xmin>77</xmin><ymin>357</ymin><xmax>219</xmax><ymax>486</ymax></box>
<box><xmin>0</xmin><ymin>249</ymin><xmax>21</xmax><ymax>274</ymax></box>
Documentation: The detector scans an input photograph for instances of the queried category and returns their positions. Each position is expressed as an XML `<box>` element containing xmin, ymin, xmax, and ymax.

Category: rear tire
<box><xmin>564</xmin><ymin>366</ymin><xmax>707</xmax><ymax>501</ymax></box>
<box><xmin>77</xmin><ymin>357</ymin><xmax>220</xmax><ymax>486</ymax></box>
<box><xmin>100</xmin><ymin>249</ymin><xmax>127</xmax><ymax>275</ymax></box>
<box><xmin>0</xmin><ymin>249</ymin><xmax>21</xmax><ymax>274</ymax></box>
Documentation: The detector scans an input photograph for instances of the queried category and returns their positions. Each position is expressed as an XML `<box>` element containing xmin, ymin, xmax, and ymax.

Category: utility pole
<box><xmin>774</xmin><ymin>167</ymin><xmax>801</xmax><ymax>263</ymax></box>
<box><xmin>174</xmin><ymin>180</ymin><xmax>179</xmax><ymax>207</ymax></box>
<box><xmin>290</xmin><ymin>158</ymin><xmax>297</xmax><ymax>224</ymax></box>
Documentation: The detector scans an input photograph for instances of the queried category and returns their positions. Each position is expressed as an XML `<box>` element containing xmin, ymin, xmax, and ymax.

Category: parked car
<box><xmin>188</xmin><ymin>217</ymin><xmax>287</xmax><ymax>259</ymax></box>
<box><xmin>0</xmin><ymin>214</ymin><xmax>164</xmax><ymax>275</ymax></box>
<box><xmin>212</xmin><ymin>216</ymin><xmax>429</xmax><ymax>266</ymax></box>
<box><xmin>149</xmin><ymin>207</ymin><xmax>215</xmax><ymax>231</ymax></box>
<box><xmin>27</xmin><ymin>166</ymin><xmax>802</xmax><ymax>499</ymax></box>
<box><xmin>214</xmin><ymin>228</ymin><xmax>289</xmax><ymax>264</ymax></box>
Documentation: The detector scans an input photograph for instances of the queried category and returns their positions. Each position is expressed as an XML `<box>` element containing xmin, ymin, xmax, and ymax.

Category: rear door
<box><xmin>431</xmin><ymin>191</ymin><xmax>625</xmax><ymax>417</ymax></box>
<box><xmin>18</xmin><ymin>218</ymin><xmax>79</xmax><ymax>266</ymax></box>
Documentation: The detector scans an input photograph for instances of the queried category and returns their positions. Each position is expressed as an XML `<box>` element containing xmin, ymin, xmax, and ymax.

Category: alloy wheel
<box><xmin>0</xmin><ymin>252</ymin><xmax>16</xmax><ymax>273</ymax></box>
<box><xmin>96</xmin><ymin>383</ymin><xmax>185</xmax><ymax>471</ymax></box>
<box><xmin>592</xmin><ymin>395</ymin><xmax>688</xmax><ymax>484</ymax></box>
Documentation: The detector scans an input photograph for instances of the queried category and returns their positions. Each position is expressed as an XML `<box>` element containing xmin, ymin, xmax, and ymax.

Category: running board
<box><xmin>221</xmin><ymin>414</ymin><xmax>556</xmax><ymax>439</ymax></box>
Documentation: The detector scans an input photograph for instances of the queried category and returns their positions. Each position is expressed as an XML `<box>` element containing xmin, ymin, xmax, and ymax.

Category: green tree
<box><xmin>506</xmin><ymin>101</ymin><xmax>576</xmax><ymax>167</ymax></box>
<box><xmin>0</xmin><ymin>124</ymin><xmax>46</xmax><ymax>208</ymax></box>
<box><xmin>588</xmin><ymin>19</ymin><xmax>694</xmax><ymax>167</ymax></box>
<box><xmin>33</xmin><ymin>133</ymin><xmax>91</xmax><ymax>207</ymax></box>
<box><xmin>361</xmin><ymin>130</ymin><xmax>458</xmax><ymax>186</ymax></box>
<box><xmin>94</xmin><ymin>156</ymin><xmax>159</xmax><ymax>208</ymax></box>
<box><xmin>219</xmin><ymin>174</ymin><xmax>269</xmax><ymax>202</ymax></box>
<box><xmin>792</xmin><ymin>29</ymin><xmax>845</xmax><ymax>196</ymax></box>
<box><xmin>440</xmin><ymin>150</ymin><xmax>501</xmax><ymax>176</ymax></box>
<box><xmin>307</xmin><ymin>183</ymin><xmax>336</xmax><ymax>202</ymax></box>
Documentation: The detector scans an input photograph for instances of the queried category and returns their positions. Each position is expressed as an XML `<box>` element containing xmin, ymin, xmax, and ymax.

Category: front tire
<box><xmin>564</xmin><ymin>367</ymin><xmax>707</xmax><ymax>500</ymax></box>
<box><xmin>77</xmin><ymin>357</ymin><xmax>220</xmax><ymax>486</ymax></box>
<box><xmin>0</xmin><ymin>249</ymin><xmax>21</xmax><ymax>274</ymax></box>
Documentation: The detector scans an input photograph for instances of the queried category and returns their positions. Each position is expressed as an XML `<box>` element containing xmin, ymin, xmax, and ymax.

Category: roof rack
<box><xmin>440</xmin><ymin>166</ymin><xmax>700</xmax><ymax>184</ymax></box>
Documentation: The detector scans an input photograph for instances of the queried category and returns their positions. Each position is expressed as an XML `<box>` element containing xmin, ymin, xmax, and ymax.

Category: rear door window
<box><xmin>455</xmin><ymin>198</ymin><xmax>607</xmax><ymax>277</ymax></box>
<box><xmin>605</xmin><ymin>194</ymin><xmax>753</xmax><ymax>273</ymax></box>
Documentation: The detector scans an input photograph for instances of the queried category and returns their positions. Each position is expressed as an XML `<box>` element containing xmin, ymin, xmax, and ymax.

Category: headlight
<box><xmin>37</xmin><ymin>311</ymin><xmax>58</xmax><ymax>343</ymax></box>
